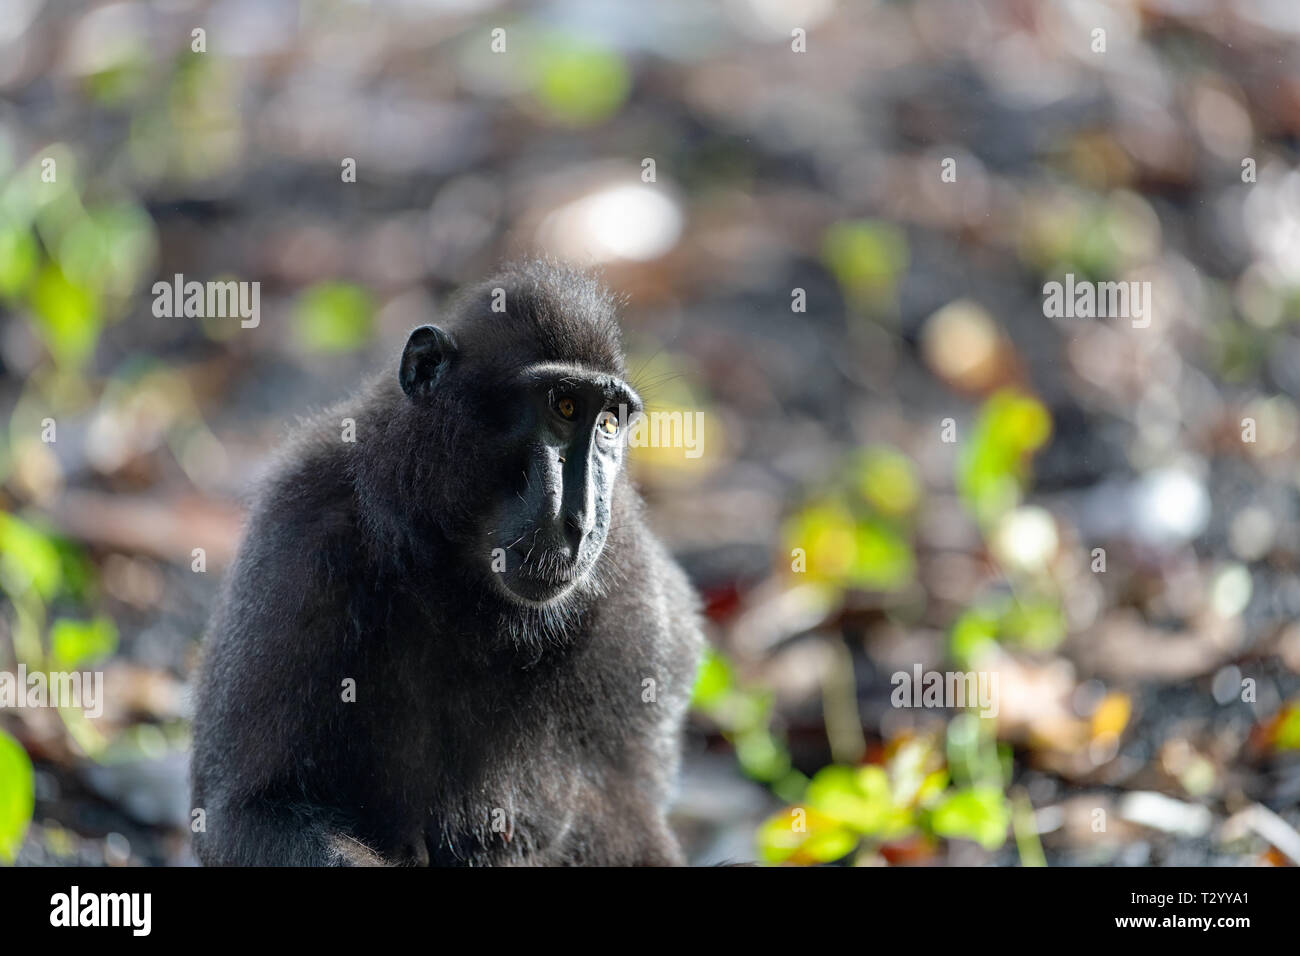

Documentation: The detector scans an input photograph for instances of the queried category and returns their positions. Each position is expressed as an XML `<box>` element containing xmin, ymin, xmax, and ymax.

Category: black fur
<box><xmin>190</xmin><ymin>261</ymin><xmax>703</xmax><ymax>865</ymax></box>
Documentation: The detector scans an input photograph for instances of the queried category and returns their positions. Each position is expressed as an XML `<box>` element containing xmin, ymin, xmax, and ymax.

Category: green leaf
<box><xmin>822</xmin><ymin>220</ymin><xmax>909</xmax><ymax>310</ymax></box>
<box><xmin>950</xmin><ymin>604</ymin><xmax>1001</xmax><ymax>668</ymax></box>
<box><xmin>690</xmin><ymin>648</ymin><xmax>734</xmax><ymax>709</ymax></box>
<box><xmin>0</xmin><ymin>730</ymin><xmax>34</xmax><ymax>864</ymax></box>
<box><xmin>946</xmin><ymin>712</ymin><xmax>1007</xmax><ymax>791</ymax></box>
<box><xmin>294</xmin><ymin>282</ymin><xmax>374</xmax><ymax>353</ymax></box>
<box><xmin>0</xmin><ymin>513</ymin><xmax>63</xmax><ymax>601</ymax></box>
<box><xmin>805</xmin><ymin>765</ymin><xmax>914</xmax><ymax>839</ymax></box>
<box><xmin>853</xmin><ymin>445</ymin><xmax>920</xmax><ymax>517</ymax></box>
<box><xmin>957</xmin><ymin>390</ymin><xmax>1052</xmax><ymax>525</ymax></box>
<box><xmin>887</xmin><ymin>736</ymin><xmax>947</xmax><ymax>807</ymax></box>
<box><xmin>0</xmin><ymin>221</ymin><xmax>38</xmax><ymax>300</ymax></box>
<box><xmin>1276</xmin><ymin>704</ymin><xmax>1300</xmax><ymax>750</ymax></box>
<box><xmin>1003</xmin><ymin>598</ymin><xmax>1066</xmax><ymax>652</ymax></box>
<box><xmin>49</xmin><ymin>616</ymin><xmax>118</xmax><ymax>670</ymax></box>
<box><xmin>784</xmin><ymin>501</ymin><xmax>915</xmax><ymax>592</ymax></box>
<box><xmin>755</xmin><ymin>810</ymin><xmax>804</xmax><ymax>863</ymax></box>
<box><xmin>27</xmin><ymin>264</ymin><xmax>101</xmax><ymax>368</ymax></box>
<box><xmin>58</xmin><ymin>203</ymin><xmax>156</xmax><ymax>296</ymax></box>
<box><xmin>756</xmin><ymin>807</ymin><xmax>858</xmax><ymax>865</ymax></box>
<box><xmin>784</xmin><ymin>500</ymin><xmax>857</xmax><ymax>584</ymax></box>
<box><xmin>847</xmin><ymin>518</ymin><xmax>914</xmax><ymax>592</ymax></box>
<box><xmin>532</xmin><ymin>37</ymin><xmax>630</xmax><ymax>126</ymax></box>
<box><xmin>929</xmin><ymin>786</ymin><xmax>1010</xmax><ymax>850</ymax></box>
<box><xmin>734</xmin><ymin>726</ymin><xmax>790</xmax><ymax>782</ymax></box>
<box><xmin>950</xmin><ymin>596</ymin><xmax>1066</xmax><ymax>664</ymax></box>
<box><xmin>800</xmin><ymin>826</ymin><xmax>860</xmax><ymax>863</ymax></box>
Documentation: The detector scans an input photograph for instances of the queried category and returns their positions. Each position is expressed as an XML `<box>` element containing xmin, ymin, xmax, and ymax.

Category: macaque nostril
<box><xmin>564</xmin><ymin>514</ymin><xmax>590</xmax><ymax>553</ymax></box>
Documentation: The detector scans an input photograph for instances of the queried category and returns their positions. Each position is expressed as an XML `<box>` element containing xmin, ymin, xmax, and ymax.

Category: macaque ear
<box><xmin>399</xmin><ymin>325</ymin><xmax>456</xmax><ymax>401</ymax></box>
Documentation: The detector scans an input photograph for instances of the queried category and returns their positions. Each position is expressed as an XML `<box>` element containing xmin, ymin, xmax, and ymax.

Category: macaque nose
<box><xmin>564</xmin><ymin>512</ymin><xmax>593</xmax><ymax>555</ymax></box>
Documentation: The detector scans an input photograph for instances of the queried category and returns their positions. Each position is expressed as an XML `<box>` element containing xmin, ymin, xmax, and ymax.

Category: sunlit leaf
<box><xmin>929</xmin><ymin>786</ymin><xmax>1010</xmax><ymax>850</ymax></box>
<box><xmin>734</xmin><ymin>726</ymin><xmax>790</xmax><ymax>782</ymax></box>
<box><xmin>1275</xmin><ymin>704</ymin><xmax>1300</xmax><ymax>750</ymax></box>
<box><xmin>784</xmin><ymin>501</ymin><xmax>915</xmax><ymax>592</ymax></box>
<box><xmin>848</xmin><ymin>518</ymin><xmax>914</xmax><ymax>591</ymax></box>
<box><xmin>805</xmin><ymin>765</ymin><xmax>914</xmax><ymax>839</ymax></box>
<box><xmin>58</xmin><ymin>203</ymin><xmax>156</xmax><ymax>296</ymax></box>
<box><xmin>853</xmin><ymin>445</ymin><xmax>920</xmax><ymax>517</ymax></box>
<box><xmin>957</xmin><ymin>390</ymin><xmax>1052</xmax><ymax>525</ymax></box>
<box><xmin>1003</xmin><ymin>598</ymin><xmax>1066</xmax><ymax>652</ymax></box>
<box><xmin>49</xmin><ymin>616</ymin><xmax>118</xmax><ymax>670</ymax></box>
<box><xmin>27</xmin><ymin>264</ymin><xmax>101</xmax><ymax>368</ymax></box>
<box><xmin>294</xmin><ymin>282</ymin><xmax>374</xmax><ymax>353</ymax></box>
<box><xmin>946</xmin><ymin>712</ymin><xmax>1007</xmax><ymax>791</ymax></box>
<box><xmin>822</xmin><ymin>219</ymin><xmax>909</xmax><ymax>311</ymax></box>
<box><xmin>784</xmin><ymin>500</ymin><xmax>856</xmax><ymax>584</ymax></box>
<box><xmin>916</xmin><ymin>769</ymin><xmax>950</xmax><ymax>806</ymax></box>
<box><xmin>84</xmin><ymin>51</ymin><xmax>151</xmax><ymax>105</ymax></box>
<box><xmin>950</xmin><ymin>604</ymin><xmax>1001</xmax><ymax>668</ymax></box>
<box><xmin>690</xmin><ymin>647</ymin><xmax>733</xmax><ymax>709</ymax></box>
<box><xmin>756</xmin><ymin>806</ymin><xmax>856</xmax><ymax>865</ymax></box>
<box><xmin>799</xmin><ymin>826</ymin><xmax>860</xmax><ymax>864</ymax></box>
<box><xmin>886</xmin><ymin>735</ymin><xmax>947</xmax><ymax>807</ymax></box>
<box><xmin>0</xmin><ymin>512</ymin><xmax>63</xmax><ymax>601</ymax></box>
<box><xmin>0</xmin><ymin>730</ymin><xmax>34</xmax><ymax>864</ymax></box>
<box><xmin>532</xmin><ymin>37</ymin><xmax>630</xmax><ymax>126</ymax></box>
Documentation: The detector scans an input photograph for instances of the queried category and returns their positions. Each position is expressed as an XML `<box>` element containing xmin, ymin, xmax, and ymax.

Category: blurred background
<box><xmin>2</xmin><ymin>0</ymin><xmax>1300</xmax><ymax>867</ymax></box>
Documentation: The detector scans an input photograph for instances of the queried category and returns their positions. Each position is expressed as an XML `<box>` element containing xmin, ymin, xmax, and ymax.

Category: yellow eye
<box><xmin>557</xmin><ymin>397</ymin><xmax>576</xmax><ymax>419</ymax></box>
<box><xmin>598</xmin><ymin>410</ymin><xmax>619</xmax><ymax>436</ymax></box>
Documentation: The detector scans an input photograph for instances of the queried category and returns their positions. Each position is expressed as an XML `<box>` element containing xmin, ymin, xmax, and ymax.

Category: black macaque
<box><xmin>191</xmin><ymin>261</ymin><xmax>703</xmax><ymax>866</ymax></box>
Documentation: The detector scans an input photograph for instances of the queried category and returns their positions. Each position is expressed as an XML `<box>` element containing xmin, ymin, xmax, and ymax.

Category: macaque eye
<box><xmin>597</xmin><ymin>410</ymin><xmax>620</xmax><ymax>436</ymax></box>
<box><xmin>556</xmin><ymin>396</ymin><xmax>577</xmax><ymax>419</ymax></box>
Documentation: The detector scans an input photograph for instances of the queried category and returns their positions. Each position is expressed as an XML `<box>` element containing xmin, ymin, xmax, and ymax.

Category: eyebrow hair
<box><xmin>520</xmin><ymin>361</ymin><xmax>642</xmax><ymax>410</ymax></box>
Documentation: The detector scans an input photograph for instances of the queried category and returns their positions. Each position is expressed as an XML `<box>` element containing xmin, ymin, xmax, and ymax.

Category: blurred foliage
<box><xmin>958</xmin><ymin>390</ymin><xmax>1052</xmax><ymax>527</ymax></box>
<box><xmin>0</xmin><ymin>510</ymin><xmax>112</xmax><ymax>858</ymax></box>
<box><xmin>693</xmin><ymin>648</ymin><xmax>805</xmax><ymax>802</ymax></box>
<box><xmin>49</xmin><ymin>617</ymin><xmax>118</xmax><ymax>672</ymax></box>
<box><xmin>0</xmin><ymin>511</ymin><xmax>64</xmax><ymax>604</ymax></box>
<box><xmin>950</xmin><ymin>596</ymin><xmax>1066</xmax><ymax>667</ymax></box>
<box><xmin>749</xmin><ymin>398</ymin><xmax>1057</xmax><ymax>864</ymax></box>
<box><xmin>531</xmin><ymin>35</ymin><xmax>630</xmax><ymax>127</ymax></box>
<box><xmin>294</xmin><ymin>282</ymin><xmax>375</xmax><ymax>354</ymax></box>
<box><xmin>1276</xmin><ymin>703</ymin><xmax>1300</xmax><ymax>751</ymax></box>
<box><xmin>822</xmin><ymin>219</ymin><xmax>910</xmax><ymax>316</ymax></box>
<box><xmin>855</xmin><ymin>445</ymin><xmax>921</xmax><ymax>517</ymax></box>
<box><xmin>757</xmin><ymin>719</ymin><xmax>1012</xmax><ymax>866</ymax></box>
<box><xmin>0</xmin><ymin>221</ymin><xmax>38</xmax><ymax>298</ymax></box>
<box><xmin>784</xmin><ymin>502</ymin><xmax>914</xmax><ymax>592</ymax></box>
<box><xmin>0</xmin><ymin>143</ymin><xmax>157</xmax><ymax>378</ymax></box>
<box><xmin>950</xmin><ymin>392</ymin><xmax>1065</xmax><ymax>668</ymax></box>
<box><xmin>29</xmin><ymin>265</ymin><xmax>100</xmax><ymax>368</ymax></box>
<box><xmin>130</xmin><ymin>54</ymin><xmax>243</xmax><ymax>184</ymax></box>
<box><xmin>782</xmin><ymin>443</ymin><xmax>920</xmax><ymax>593</ymax></box>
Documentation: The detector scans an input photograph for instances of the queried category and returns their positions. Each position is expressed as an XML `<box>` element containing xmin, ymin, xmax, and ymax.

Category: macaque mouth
<box><xmin>513</xmin><ymin>542</ymin><xmax>591</xmax><ymax>582</ymax></box>
<box><xmin>493</xmin><ymin>537</ymin><xmax>603</xmax><ymax>606</ymax></box>
<box><xmin>500</xmin><ymin>568</ymin><xmax>578</xmax><ymax>606</ymax></box>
